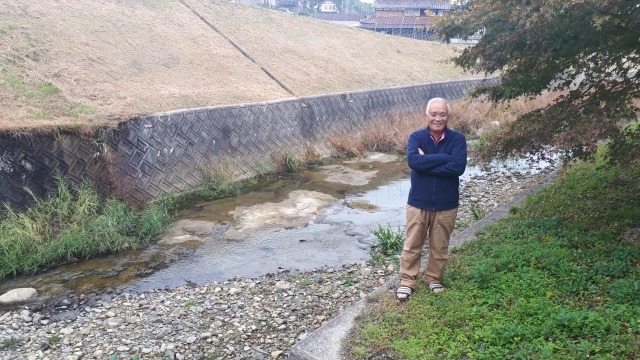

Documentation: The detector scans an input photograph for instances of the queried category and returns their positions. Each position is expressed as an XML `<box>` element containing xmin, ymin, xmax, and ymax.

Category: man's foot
<box><xmin>395</xmin><ymin>286</ymin><xmax>413</xmax><ymax>302</ymax></box>
<box><xmin>428</xmin><ymin>283</ymin><xmax>444</xmax><ymax>293</ymax></box>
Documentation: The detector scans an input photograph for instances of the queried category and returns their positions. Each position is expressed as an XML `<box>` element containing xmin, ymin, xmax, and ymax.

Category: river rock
<box><xmin>320</xmin><ymin>165</ymin><xmax>378</xmax><ymax>186</ymax></box>
<box><xmin>224</xmin><ymin>190</ymin><xmax>335</xmax><ymax>239</ymax></box>
<box><xmin>0</xmin><ymin>288</ymin><xmax>38</xmax><ymax>304</ymax></box>
<box><xmin>159</xmin><ymin>219</ymin><xmax>217</xmax><ymax>245</ymax></box>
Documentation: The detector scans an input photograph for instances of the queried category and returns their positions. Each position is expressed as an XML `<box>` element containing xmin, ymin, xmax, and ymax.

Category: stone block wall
<box><xmin>0</xmin><ymin>132</ymin><xmax>107</xmax><ymax>209</ymax></box>
<box><xmin>0</xmin><ymin>78</ymin><xmax>497</xmax><ymax>209</ymax></box>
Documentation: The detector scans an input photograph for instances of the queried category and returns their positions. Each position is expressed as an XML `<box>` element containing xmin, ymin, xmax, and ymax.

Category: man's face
<box><xmin>426</xmin><ymin>102</ymin><xmax>449</xmax><ymax>133</ymax></box>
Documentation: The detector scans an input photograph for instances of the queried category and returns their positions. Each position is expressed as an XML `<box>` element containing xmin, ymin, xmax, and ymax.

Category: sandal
<box><xmin>428</xmin><ymin>283</ymin><xmax>444</xmax><ymax>293</ymax></box>
<box><xmin>396</xmin><ymin>286</ymin><xmax>413</xmax><ymax>302</ymax></box>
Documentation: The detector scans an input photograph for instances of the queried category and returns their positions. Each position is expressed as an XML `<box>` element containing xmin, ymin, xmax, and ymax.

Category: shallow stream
<box><xmin>0</xmin><ymin>153</ymin><xmax>555</xmax><ymax>301</ymax></box>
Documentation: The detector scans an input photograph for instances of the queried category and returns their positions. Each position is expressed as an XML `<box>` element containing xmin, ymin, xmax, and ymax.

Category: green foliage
<box><xmin>201</xmin><ymin>164</ymin><xmax>241</xmax><ymax>197</ymax></box>
<box><xmin>252</xmin><ymin>159</ymin><xmax>277</xmax><ymax>177</ymax></box>
<box><xmin>37</xmin><ymin>83</ymin><xmax>60</xmax><ymax>95</ymax></box>
<box><xmin>0</xmin><ymin>67</ymin><xmax>27</xmax><ymax>92</ymax></box>
<box><xmin>0</xmin><ymin>176</ymin><xmax>171</xmax><ymax>279</ymax></box>
<box><xmin>522</xmin><ymin>158</ymin><xmax>640</xmax><ymax>233</ymax></box>
<box><xmin>349</xmin><ymin>160</ymin><xmax>640</xmax><ymax>359</ymax></box>
<box><xmin>155</xmin><ymin>161</ymin><xmax>283</xmax><ymax>213</ymax></box>
<box><xmin>34</xmin><ymin>110</ymin><xmax>53</xmax><ymax>119</ymax></box>
<box><xmin>68</xmin><ymin>105</ymin><xmax>97</xmax><ymax>117</ymax></box>
<box><xmin>47</xmin><ymin>335</ymin><xmax>61</xmax><ymax>345</ymax></box>
<box><xmin>109</xmin><ymin>354</ymin><xmax>141</xmax><ymax>360</ymax></box>
<box><xmin>438</xmin><ymin>0</ymin><xmax>640</xmax><ymax>165</ymax></box>
<box><xmin>605</xmin><ymin>119</ymin><xmax>640</xmax><ymax>167</ymax></box>
<box><xmin>369</xmin><ymin>224</ymin><xmax>404</xmax><ymax>264</ymax></box>
<box><xmin>206</xmin><ymin>354</ymin><xmax>219</xmax><ymax>360</ymax></box>
<box><xmin>1</xmin><ymin>337</ymin><xmax>19</xmax><ymax>351</ymax></box>
<box><xmin>282</xmin><ymin>153</ymin><xmax>299</xmax><ymax>173</ymax></box>
<box><xmin>184</xmin><ymin>299</ymin><xmax>196</xmax><ymax>307</ymax></box>
<box><xmin>470</xmin><ymin>203</ymin><xmax>485</xmax><ymax>221</ymax></box>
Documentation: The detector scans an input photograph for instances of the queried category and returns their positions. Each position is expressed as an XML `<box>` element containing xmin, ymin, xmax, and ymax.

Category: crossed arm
<box><xmin>407</xmin><ymin>133</ymin><xmax>467</xmax><ymax>177</ymax></box>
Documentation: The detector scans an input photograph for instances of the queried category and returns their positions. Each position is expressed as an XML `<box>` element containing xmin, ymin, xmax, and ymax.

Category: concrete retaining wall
<box><xmin>0</xmin><ymin>78</ymin><xmax>497</xmax><ymax>209</ymax></box>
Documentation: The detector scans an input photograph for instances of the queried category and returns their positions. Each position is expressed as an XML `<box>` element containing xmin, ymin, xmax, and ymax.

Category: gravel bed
<box><xmin>0</xmin><ymin>165</ymin><xmax>556</xmax><ymax>360</ymax></box>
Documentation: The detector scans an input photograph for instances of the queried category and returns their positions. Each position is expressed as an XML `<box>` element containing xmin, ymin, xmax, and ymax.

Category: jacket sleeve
<box><xmin>423</xmin><ymin>134</ymin><xmax>467</xmax><ymax>177</ymax></box>
<box><xmin>407</xmin><ymin>131</ymin><xmax>451</xmax><ymax>172</ymax></box>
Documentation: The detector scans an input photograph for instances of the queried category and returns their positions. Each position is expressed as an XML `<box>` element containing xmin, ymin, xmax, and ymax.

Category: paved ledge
<box><xmin>288</xmin><ymin>171</ymin><xmax>558</xmax><ymax>360</ymax></box>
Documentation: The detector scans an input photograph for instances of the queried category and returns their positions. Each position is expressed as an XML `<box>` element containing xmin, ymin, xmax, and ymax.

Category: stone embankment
<box><xmin>0</xmin><ymin>162</ymin><xmax>556</xmax><ymax>360</ymax></box>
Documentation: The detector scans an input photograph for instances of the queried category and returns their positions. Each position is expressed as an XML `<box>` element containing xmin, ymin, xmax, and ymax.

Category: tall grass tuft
<box><xmin>199</xmin><ymin>162</ymin><xmax>242</xmax><ymax>199</ymax></box>
<box><xmin>370</xmin><ymin>224</ymin><xmax>405</xmax><ymax>264</ymax></box>
<box><xmin>281</xmin><ymin>152</ymin><xmax>299</xmax><ymax>173</ymax></box>
<box><xmin>0</xmin><ymin>176</ymin><xmax>170</xmax><ymax>279</ymax></box>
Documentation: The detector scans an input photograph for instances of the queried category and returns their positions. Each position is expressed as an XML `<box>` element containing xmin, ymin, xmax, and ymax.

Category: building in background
<box><xmin>359</xmin><ymin>0</ymin><xmax>451</xmax><ymax>40</ymax></box>
<box><xmin>318</xmin><ymin>0</ymin><xmax>340</xmax><ymax>12</ymax></box>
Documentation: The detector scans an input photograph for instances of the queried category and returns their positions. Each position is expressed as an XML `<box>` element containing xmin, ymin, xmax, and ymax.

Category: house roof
<box><xmin>374</xmin><ymin>0</ymin><xmax>451</xmax><ymax>10</ymax></box>
<box><xmin>360</xmin><ymin>15</ymin><xmax>438</xmax><ymax>28</ymax></box>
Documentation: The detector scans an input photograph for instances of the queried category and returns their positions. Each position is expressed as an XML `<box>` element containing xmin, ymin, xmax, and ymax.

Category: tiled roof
<box><xmin>360</xmin><ymin>15</ymin><xmax>438</xmax><ymax>27</ymax></box>
<box><xmin>374</xmin><ymin>0</ymin><xmax>451</xmax><ymax>10</ymax></box>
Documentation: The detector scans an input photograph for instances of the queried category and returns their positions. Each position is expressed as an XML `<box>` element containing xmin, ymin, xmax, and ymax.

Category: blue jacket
<box><xmin>407</xmin><ymin>127</ymin><xmax>467</xmax><ymax>211</ymax></box>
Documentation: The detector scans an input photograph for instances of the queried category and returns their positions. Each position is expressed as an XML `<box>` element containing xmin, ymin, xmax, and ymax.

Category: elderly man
<box><xmin>396</xmin><ymin>97</ymin><xmax>467</xmax><ymax>301</ymax></box>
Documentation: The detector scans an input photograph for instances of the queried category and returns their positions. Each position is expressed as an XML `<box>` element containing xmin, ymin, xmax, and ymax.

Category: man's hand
<box><xmin>418</xmin><ymin>148</ymin><xmax>424</xmax><ymax>155</ymax></box>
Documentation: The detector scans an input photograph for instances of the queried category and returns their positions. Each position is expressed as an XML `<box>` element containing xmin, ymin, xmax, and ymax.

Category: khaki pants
<box><xmin>400</xmin><ymin>205</ymin><xmax>458</xmax><ymax>290</ymax></box>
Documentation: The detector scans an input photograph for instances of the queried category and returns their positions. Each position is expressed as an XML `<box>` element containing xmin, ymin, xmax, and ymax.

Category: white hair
<box><xmin>426</xmin><ymin>98</ymin><xmax>450</xmax><ymax>114</ymax></box>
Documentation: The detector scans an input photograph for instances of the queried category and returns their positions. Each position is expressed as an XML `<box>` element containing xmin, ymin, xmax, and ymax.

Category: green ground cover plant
<box><xmin>0</xmin><ymin>176</ymin><xmax>171</xmax><ymax>279</ymax></box>
<box><xmin>348</xmin><ymin>157</ymin><xmax>640</xmax><ymax>359</ymax></box>
<box><xmin>0</xmin><ymin>337</ymin><xmax>19</xmax><ymax>351</ymax></box>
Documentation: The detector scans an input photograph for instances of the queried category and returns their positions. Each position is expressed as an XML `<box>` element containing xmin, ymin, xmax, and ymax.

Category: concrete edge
<box><xmin>288</xmin><ymin>170</ymin><xmax>558</xmax><ymax>360</ymax></box>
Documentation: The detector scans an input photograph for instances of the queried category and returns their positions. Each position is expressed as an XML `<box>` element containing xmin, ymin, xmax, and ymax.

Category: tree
<box><xmin>437</xmin><ymin>0</ymin><xmax>640</xmax><ymax>165</ymax></box>
<box><xmin>347</xmin><ymin>0</ymin><xmax>374</xmax><ymax>16</ymax></box>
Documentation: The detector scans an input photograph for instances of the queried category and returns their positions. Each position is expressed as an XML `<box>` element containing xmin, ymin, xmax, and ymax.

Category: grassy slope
<box><xmin>0</xmin><ymin>0</ymin><xmax>476</xmax><ymax>132</ymax></box>
<box><xmin>184</xmin><ymin>0</ymin><xmax>468</xmax><ymax>95</ymax></box>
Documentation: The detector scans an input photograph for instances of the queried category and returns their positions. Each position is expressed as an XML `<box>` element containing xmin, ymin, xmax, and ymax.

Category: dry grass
<box><xmin>330</xmin><ymin>111</ymin><xmax>421</xmax><ymax>157</ymax></box>
<box><xmin>452</xmin><ymin>92</ymin><xmax>563</xmax><ymax>138</ymax></box>
<box><xmin>0</xmin><ymin>0</ymin><xmax>478</xmax><ymax>132</ymax></box>
<box><xmin>329</xmin><ymin>93</ymin><xmax>561</xmax><ymax>157</ymax></box>
<box><xmin>185</xmin><ymin>0</ymin><xmax>475</xmax><ymax>95</ymax></box>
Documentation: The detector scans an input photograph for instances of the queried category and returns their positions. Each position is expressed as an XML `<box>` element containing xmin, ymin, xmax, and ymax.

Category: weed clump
<box><xmin>370</xmin><ymin>224</ymin><xmax>404</xmax><ymax>265</ymax></box>
<box><xmin>0</xmin><ymin>176</ymin><xmax>170</xmax><ymax>279</ymax></box>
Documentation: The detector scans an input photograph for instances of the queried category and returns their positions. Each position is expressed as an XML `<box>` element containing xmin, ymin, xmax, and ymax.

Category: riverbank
<box><xmin>0</xmin><ymin>163</ymin><xmax>556</xmax><ymax>359</ymax></box>
<box><xmin>345</xmin><ymin>160</ymin><xmax>640</xmax><ymax>359</ymax></box>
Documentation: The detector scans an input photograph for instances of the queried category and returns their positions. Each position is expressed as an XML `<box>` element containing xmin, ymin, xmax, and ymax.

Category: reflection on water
<box><xmin>0</xmin><ymin>154</ymin><xmax>555</xmax><ymax>300</ymax></box>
